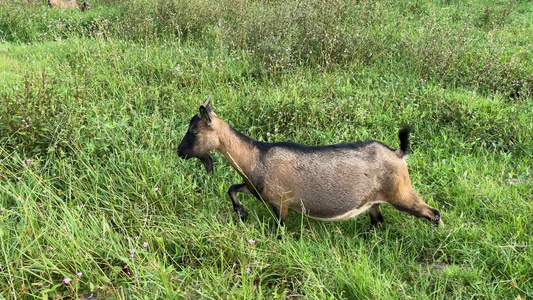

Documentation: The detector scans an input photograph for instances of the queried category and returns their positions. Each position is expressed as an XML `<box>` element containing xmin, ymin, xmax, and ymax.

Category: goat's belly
<box><xmin>285</xmin><ymin>174</ymin><xmax>380</xmax><ymax>220</ymax></box>
<box><xmin>291</xmin><ymin>201</ymin><xmax>381</xmax><ymax>221</ymax></box>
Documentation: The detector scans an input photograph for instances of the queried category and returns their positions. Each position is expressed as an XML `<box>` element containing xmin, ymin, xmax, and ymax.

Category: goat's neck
<box><xmin>216</xmin><ymin>120</ymin><xmax>259</xmax><ymax>178</ymax></box>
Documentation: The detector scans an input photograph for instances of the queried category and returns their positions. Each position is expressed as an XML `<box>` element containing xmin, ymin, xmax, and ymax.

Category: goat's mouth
<box><xmin>198</xmin><ymin>155</ymin><xmax>213</xmax><ymax>174</ymax></box>
<box><xmin>177</xmin><ymin>150</ymin><xmax>213</xmax><ymax>173</ymax></box>
<box><xmin>178</xmin><ymin>152</ymin><xmax>191</xmax><ymax>160</ymax></box>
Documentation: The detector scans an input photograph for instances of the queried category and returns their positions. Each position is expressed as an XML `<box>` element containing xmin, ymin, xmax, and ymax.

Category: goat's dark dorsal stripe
<box><xmin>231</xmin><ymin>125</ymin><xmax>396</xmax><ymax>155</ymax></box>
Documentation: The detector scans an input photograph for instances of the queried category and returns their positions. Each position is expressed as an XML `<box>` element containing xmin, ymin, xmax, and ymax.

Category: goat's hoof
<box><xmin>370</xmin><ymin>223</ymin><xmax>383</xmax><ymax>231</ymax></box>
<box><xmin>369</xmin><ymin>215</ymin><xmax>384</xmax><ymax>228</ymax></box>
<box><xmin>235</xmin><ymin>207</ymin><xmax>248</xmax><ymax>222</ymax></box>
<box><xmin>370</xmin><ymin>219</ymin><xmax>384</xmax><ymax>228</ymax></box>
<box><xmin>431</xmin><ymin>216</ymin><xmax>444</xmax><ymax>228</ymax></box>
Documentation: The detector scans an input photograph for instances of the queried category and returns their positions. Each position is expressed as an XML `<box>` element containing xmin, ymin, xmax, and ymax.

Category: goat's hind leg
<box><xmin>391</xmin><ymin>190</ymin><xmax>443</xmax><ymax>227</ymax></box>
<box><xmin>228</xmin><ymin>183</ymin><xmax>250</xmax><ymax>222</ymax></box>
<box><xmin>368</xmin><ymin>204</ymin><xmax>385</xmax><ymax>227</ymax></box>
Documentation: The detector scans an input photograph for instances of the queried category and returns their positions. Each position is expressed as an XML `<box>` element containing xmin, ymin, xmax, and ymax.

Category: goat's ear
<box><xmin>199</xmin><ymin>105</ymin><xmax>212</xmax><ymax>126</ymax></box>
<box><xmin>202</xmin><ymin>96</ymin><xmax>213</xmax><ymax>113</ymax></box>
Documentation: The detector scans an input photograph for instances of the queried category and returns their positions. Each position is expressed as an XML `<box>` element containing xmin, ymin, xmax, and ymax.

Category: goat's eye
<box><xmin>190</xmin><ymin>128</ymin><xmax>198</xmax><ymax>134</ymax></box>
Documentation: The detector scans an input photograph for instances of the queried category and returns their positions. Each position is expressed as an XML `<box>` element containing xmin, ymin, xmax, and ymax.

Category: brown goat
<box><xmin>177</xmin><ymin>99</ymin><xmax>443</xmax><ymax>229</ymax></box>
<box><xmin>48</xmin><ymin>0</ymin><xmax>90</xmax><ymax>11</ymax></box>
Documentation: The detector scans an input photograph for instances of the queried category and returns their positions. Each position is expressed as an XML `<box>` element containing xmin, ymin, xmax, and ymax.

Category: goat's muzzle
<box><xmin>177</xmin><ymin>147</ymin><xmax>213</xmax><ymax>174</ymax></box>
<box><xmin>177</xmin><ymin>147</ymin><xmax>190</xmax><ymax>160</ymax></box>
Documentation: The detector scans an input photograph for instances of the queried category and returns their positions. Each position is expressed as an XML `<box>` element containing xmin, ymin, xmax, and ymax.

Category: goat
<box><xmin>48</xmin><ymin>0</ymin><xmax>90</xmax><ymax>11</ymax></box>
<box><xmin>177</xmin><ymin>99</ymin><xmax>443</xmax><ymax>229</ymax></box>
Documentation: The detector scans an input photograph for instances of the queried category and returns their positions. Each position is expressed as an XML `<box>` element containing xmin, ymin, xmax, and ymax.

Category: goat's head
<box><xmin>177</xmin><ymin>97</ymin><xmax>219</xmax><ymax>173</ymax></box>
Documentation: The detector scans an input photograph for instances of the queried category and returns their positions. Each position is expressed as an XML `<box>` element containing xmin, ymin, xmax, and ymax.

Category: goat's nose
<box><xmin>177</xmin><ymin>147</ymin><xmax>188</xmax><ymax>159</ymax></box>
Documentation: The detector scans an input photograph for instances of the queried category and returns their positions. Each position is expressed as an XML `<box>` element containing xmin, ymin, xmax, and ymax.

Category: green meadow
<box><xmin>0</xmin><ymin>0</ymin><xmax>532</xmax><ymax>298</ymax></box>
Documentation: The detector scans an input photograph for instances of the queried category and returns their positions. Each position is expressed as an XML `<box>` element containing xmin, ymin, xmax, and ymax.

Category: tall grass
<box><xmin>0</xmin><ymin>0</ymin><xmax>532</xmax><ymax>298</ymax></box>
<box><xmin>2</xmin><ymin>0</ymin><xmax>532</xmax><ymax>95</ymax></box>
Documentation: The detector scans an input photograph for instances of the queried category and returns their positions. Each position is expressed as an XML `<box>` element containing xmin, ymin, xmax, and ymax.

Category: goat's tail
<box><xmin>398</xmin><ymin>125</ymin><xmax>413</xmax><ymax>156</ymax></box>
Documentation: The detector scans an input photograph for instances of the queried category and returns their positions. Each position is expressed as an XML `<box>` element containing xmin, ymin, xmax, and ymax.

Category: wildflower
<box><xmin>154</xmin><ymin>187</ymin><xmax>159</xmax><ymax>192</ymax></box>
<box><xmin>77</xmin><ymin>272</ymin><xmax>82</xmax><ymax>278</ymax></box>
<box><xmin>322</xmin><ymin>109</ymin><xmax>325</xmax><ymax>112</ymax></box>
<box><xmin>274</xmin><ymin>128</ymin><xmax>278</xmax><ymax>132</ymax></box>
<box><xmin>143</xmin><ymin>242</ymin><xmax>148</xmax><ymax>248</ymax></box>
<box><xmin>266</xmin><ymin>132</ymin><xmax>270</xmax><ymax>137</ymax></box>
<box><xmin>130</xmin><ymin>249</ymin><xmax>135</xmax><ymax>257</ymax></box>
<box><xmin>248</xmin><ymin>239</ymin><xmax>255</xmax><ymax>245</ymax></box>
<box><xmin>246</xmin><ymin>267</ymin><xmax>251</xmax><ymax>274</ymax></box>
<box><xmin>76</xmin><ymin>251</ymin><xmax>80</xmax><ymax>256</ymax></box>
<box><xmin>64</xmin><ymin>278</ymin><xmax>71</xmax><ymax>284</ymax></box>
<box><xmin>254</xmin><ymin>261</ymin><xmax>258</xmax><ymax>265</ymax></box>
<box><xmin>42</xmin><ymin>190</ymin><xmax>46</xmax><ymax>194</ymax></box>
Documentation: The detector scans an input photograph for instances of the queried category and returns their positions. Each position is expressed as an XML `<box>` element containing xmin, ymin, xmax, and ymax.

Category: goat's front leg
<box><xmin>227</xmin><ymin>183</ymin><xmax>250</xmax><ymax>222</ymax></box>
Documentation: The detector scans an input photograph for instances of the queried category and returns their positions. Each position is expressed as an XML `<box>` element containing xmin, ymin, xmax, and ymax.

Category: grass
<box><xmin>0</xmin><ymin>0</ymin><xmax>532</xmax><ymax>298</ymax></box>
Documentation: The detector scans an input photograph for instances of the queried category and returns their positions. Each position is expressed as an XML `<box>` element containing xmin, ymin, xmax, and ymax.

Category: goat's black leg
<box><xmin>268</xmin><ymin>204</ymin><xmax>285</xmax><ymax>227</ymax></box>
<box><xmin>268</xmin><ymin>203</ymin><xmax>287</xmax><ymax>240</ymax></box>
<box><xmin>228</xmin><ymin>183</ymin><xmax>250</xmax><ymax>222</ymax></box>
<box><xmin>368</xmin><ymin>204</ymin><xmax>385</xmax><ymax>227</ymax></box>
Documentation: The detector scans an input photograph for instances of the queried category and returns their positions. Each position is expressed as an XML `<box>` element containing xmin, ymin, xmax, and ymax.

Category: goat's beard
<box><xmin>198</xmin><ymin>154</ymin><xmax>213</xmax><ymax>174</ymax></box>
